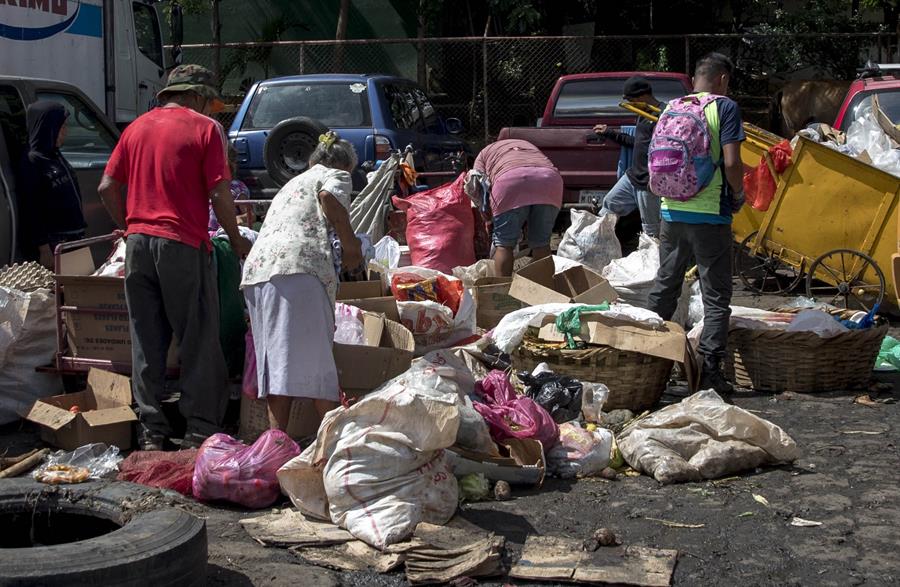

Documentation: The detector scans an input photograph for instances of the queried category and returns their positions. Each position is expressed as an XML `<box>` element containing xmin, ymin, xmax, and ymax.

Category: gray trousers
<box><xmin>647</xmin><ymin>221</ymin><xmax>733</xmax><ymax>364</ymax></box>
<box><xmin>124</xmin><ymin>234</ymin><xmax>228</xmax><ymax>438</ymax></box>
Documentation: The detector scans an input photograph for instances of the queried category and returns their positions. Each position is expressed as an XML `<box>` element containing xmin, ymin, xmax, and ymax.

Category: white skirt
<box><xmin>243</xmin><ymin>273</ymin><xmax>339</xmax><ymax>401</ymax></box>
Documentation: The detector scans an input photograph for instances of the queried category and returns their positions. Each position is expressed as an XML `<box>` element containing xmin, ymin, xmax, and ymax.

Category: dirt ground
<box><xmin>3</xmin><ymin>289</ymin><xmax>900</xmax><ymax>586</ymax></box>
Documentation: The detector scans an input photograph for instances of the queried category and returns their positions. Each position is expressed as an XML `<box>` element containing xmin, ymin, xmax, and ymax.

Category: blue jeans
<box><xmin>600</xmin><ymin>174</ymin><xmax>661</xmax><ymax>238</ymax></box>
<box><xmin>492</xmin><ymin>204</ymin><xmax>559</xmax><ymax>249</ymax></box>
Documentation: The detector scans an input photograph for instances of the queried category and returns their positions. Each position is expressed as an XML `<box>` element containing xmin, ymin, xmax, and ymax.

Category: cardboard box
<box><xmin>333</xmin><ymin>313</ymin><xmax>415</xmax><ymax>399</ymax></box>
<box><xmin>337</xmin><ymin>280</ymin><xmax>399</xmax><ymax>322</ymax></box>
<box><xmin>448</xmin><ymin>438</ymin><xmax>546</xmax><ymax>486</ymax></box>
<box><xmin>473</xmin><ymin>277</ymin><xmax>525</xmax><ymax>330</ymax></box>
<box><xmin>536</xmin><ymin>314</ymin><xmax>688</xmax><ymax>363</ymax></box>
<box><xmin>25</xmin><ymin>368</ymin><xmax>137</xmax><ymax>450</ymax></box>
<box><xmin>56</xmin><ymin>249</ymin><xmax>178</xmax><ymax>368</ymax></box>
<box><xmin>239</xmin><ymin>395</ymin><xmax>321</xmax><ymax>443</ymax></box>
<box><xmin>508</xmin><ymin>257</ymin><xmax>618</xmax><ymax>307</ymax></box>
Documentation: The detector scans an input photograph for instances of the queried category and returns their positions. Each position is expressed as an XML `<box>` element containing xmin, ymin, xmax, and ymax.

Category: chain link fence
<box><xmin>177</xmin><ymin>33</ymin><xmax>896</xmax><ymax>147</ymax></box>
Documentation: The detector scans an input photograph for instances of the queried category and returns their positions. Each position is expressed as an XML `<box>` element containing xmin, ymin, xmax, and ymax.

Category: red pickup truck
<box><xmin>497</xmin><ymin>71</ymin><xmax>693</xmax><ymax>210</ymax></box>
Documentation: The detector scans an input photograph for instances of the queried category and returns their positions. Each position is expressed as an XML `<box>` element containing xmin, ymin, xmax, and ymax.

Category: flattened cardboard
<box><xmin>509</xmin><ymin>257</ymin><xmax>617</xmax><ymax>306</ymax></box>
<box><xmin>509</xmin><ymin>536</ymin><xmax>678</xmax><ymax>587</ymax></box>
<box><xmin>448</xmin><ymin>437</ymin><xmax>545</xmax><ymax>486</ymax></box>
<box><xmin>25</xmin><ymin>368</ymin><xmax>136</xmax><ymax>450</ymax></box>
<box><xmin>333</xmin><ymin>316</ymin><xmax>415</xmax><ymax>399</ymax></box>
<box><xmin>473</xmin><ymin>277</ymin><xmax>525</xmax><ymax>330</ymax></box>
<box><xmin>537</xmin><ymin>315</ymin><xmax>688</xmax><ymax>363</ymax></box>
<box><xmin>341</xmin><ymin>297</ymin><xmax>400</xmax><ymax>322</ymax></box>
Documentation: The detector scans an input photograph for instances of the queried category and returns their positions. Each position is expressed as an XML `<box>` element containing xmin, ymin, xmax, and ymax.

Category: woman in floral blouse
<box><xmin>241</xmin><ymin>132</ymin><xmax>362</xmax><ymax>430</ymax></box>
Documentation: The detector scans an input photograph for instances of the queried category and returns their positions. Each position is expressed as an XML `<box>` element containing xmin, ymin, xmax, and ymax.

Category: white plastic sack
<box><xmin>786</xmin><ymin>309</ymin><xmax>848</xmax><ymax>337</ymax></box>
<box><xmin>490</xmin><ymin>302</ymin><xmax>665</xmax><ymax>354</ymax></box>
<box><xmin>601</xmin><ymin>234</ymin><xmax>692</xmax><ymax>326</ymax></box>
<box><xmin>557</xmin><ymin>209</ymin><xmax>621</xmax><ymax>272</ymax></box>
<box><xmin>846</xmin><ymin>102</ymin><xmax>900</xmax><ymax>177</ymax></box>
<box><xmin>391</xmin><ymin>267</ymin><xmax>476</xmax><ymax>355</ymax></box>
<box><xmin>373</xmin><ymin>235</ymin><xmax>401</xmax><ymax>272</ymax></box>
<box><xmin>350</xmin><ymin>153</ymin><xmax>401</xmax><ymax>242</ymax></box>
<box><xmin>0</xmin><ymin>287</ymin><xmax>61</xmax><ymax>425</ymax></box>
<box><xmin>277</xmin><ymin>383</ymin><xmax>460</xmax><ymax>549</ymax></box>
<box><xmin>618</xmin><ymin>390</ymin><xmax>800</xmax><ymax>484</ymax></box>
<box><xmin>451</xmin><ymin>259</ymin><xmax>496</xmax><ymax>288</ymax></box>
<box><xmin>546</xmin><ymin>422</ymin><xmax>613</xmax><ymax>479</ymax></box>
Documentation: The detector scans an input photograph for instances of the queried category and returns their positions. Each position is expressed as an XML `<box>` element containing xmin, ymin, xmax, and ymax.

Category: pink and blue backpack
<box><xmin>648</xmin><ymin>94</ymin><xmax>721</xmax><ymax>201</ymax></box>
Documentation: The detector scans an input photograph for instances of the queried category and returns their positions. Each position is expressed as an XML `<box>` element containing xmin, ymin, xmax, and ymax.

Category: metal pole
<box><xmin>684</xmin><ymin>36</ymin><xmax>691</xmax><ymax>74</ymax></box>
<box><xmin>299</xmin><ymin>43</ymin><xmax>306</xmax><ymax>75</ymax></box>
<box><xmin>482</xmin><ymin>37</ymin><xmax>489</xmax><ymax>144</ymax></box>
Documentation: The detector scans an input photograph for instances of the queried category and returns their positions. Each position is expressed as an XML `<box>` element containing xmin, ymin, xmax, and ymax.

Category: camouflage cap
<box><xmin>157</xmin><ymin>64</ymin><xmax>221</xmax><ymax>102</ymax></box>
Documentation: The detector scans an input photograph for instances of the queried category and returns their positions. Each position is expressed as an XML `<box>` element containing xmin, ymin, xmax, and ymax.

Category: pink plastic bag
<box><xmin>392</xmin><ymin>173</ymin><xmax>475</xmax><ymax>273</ymax></box>
<box><xmin>192</xmin><ymin>430</ymin><xmax>300</xmax><ymax>509</ymax></box>
<box><xmin>242</xmin><ymin>329</ymin><xmax>257</xmax><ymax>399</ymax></box>
<box><xmin>474</xmin><ymin>370</ymin><xmax>559</xmax><ymax>449</ymax></box>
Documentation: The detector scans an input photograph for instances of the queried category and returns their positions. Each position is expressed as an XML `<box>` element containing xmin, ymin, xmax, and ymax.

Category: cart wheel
<box><xmin>735</xmin><ymin>231</ymin><xmax>803</xmax><ymax>294</ymax></box>
<box><xmin>805</xmin><ymin>249</ymin><xmax>885</xmax><ymax>312</ymax></box>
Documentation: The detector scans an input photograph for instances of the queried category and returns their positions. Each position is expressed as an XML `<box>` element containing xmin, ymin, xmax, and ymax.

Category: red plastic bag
<box><xmin>192</xmin><ymin>430</ymin><xmax>300</xmax><ymax>509</ymax></box>
<box><xmin>242</xmin><ymin>329</ymin><xmax>257</xmax><ymax>399</ymax></box>
<box><xmin>744</xmin><ymin>139</ymin><xmax>792</xmax><ymax>212</ymax></box>
<box><xmin>473</xmin><ymin>370</ymin><xmax>559</xmax><ymax>449</ymax></box>
<box><xmin>117</xmin><ymin>449</ymin><xmax>198</xmax><ymax>496</ymax></box>
<box><xmin>392</xmin><ymin>173</ymin><xmax>475</xmax><ymax>273</ymax></box>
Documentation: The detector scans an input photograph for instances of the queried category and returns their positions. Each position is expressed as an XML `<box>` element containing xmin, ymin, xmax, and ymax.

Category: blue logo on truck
<box><xmin>0</xmin><ymin>0</ymin><xmax>101</xmax><ymax>41</ymax></box>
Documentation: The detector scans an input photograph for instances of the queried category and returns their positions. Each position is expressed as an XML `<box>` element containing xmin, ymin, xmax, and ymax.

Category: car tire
<box><xmin>264</xmin><ymin>117</ymin><xmax>329</xmax><ymax>187</ymax></box>
<box><xmin>0</xmin><ymin>479</ymin><xmax>207</xmax><ymax>586</ymax></box>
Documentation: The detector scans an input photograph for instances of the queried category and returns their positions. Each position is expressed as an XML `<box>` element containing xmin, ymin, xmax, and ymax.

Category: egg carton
<box><xmin>0</xmin><ymin>262</ymin><xmax>55</xmax><ymax>292</ymax></box>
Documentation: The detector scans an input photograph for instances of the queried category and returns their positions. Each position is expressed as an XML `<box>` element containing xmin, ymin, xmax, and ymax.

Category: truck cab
<box><xmin>0</xmin><ymin>0</ymin><xmax>172</xmax><ymax>127</ymax></box>
<box><xmin>498</xmin><ymin>72</ymin><xmax>692</xmax><ymax>209</ymax></box>
<box><xmin>835</xmin><ymin>75</ymin><xmax>900</xmax><ymax>132</ymax></box>
<box><xmin>0</xmin><ymin>77</ymin><xmax>120</xmax><ymax>266</ymax></box>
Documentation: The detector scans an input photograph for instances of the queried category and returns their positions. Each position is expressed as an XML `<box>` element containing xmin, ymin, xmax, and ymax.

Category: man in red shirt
<box><xmin>99</xmin><ymin>65</ymin><xmax>252</xmax><ymax>450</ymax></box>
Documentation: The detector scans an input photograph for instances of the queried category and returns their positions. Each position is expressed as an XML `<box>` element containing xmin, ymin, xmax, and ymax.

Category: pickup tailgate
<box><xmin>498</xmin><ymin>126</ymin><xmax>618</xmax><ymax>206</ymax></box>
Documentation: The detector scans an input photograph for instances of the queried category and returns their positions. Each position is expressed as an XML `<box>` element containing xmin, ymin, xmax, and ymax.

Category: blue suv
<box><xmin>229</xmin><ymin>73</ymin><xmax>472</xmax><ymax>197</ymax></box>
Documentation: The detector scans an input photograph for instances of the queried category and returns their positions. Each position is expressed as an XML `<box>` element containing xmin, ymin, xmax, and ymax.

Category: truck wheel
<box><xmin>264</xmin><ymin>117</ymin><xmax>329</xmax><ymax>187</ymax></box>
<box><xmin>0</xmin><ymin>479</ymin><xmax>207</xmax><ymax>586</ymax></box>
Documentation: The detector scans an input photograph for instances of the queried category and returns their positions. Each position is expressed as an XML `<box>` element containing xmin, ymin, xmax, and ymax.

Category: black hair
<box><xmin>695</xmin><ymin>52</ymin><xmax>735</xmax><ymax>79</ymax></box>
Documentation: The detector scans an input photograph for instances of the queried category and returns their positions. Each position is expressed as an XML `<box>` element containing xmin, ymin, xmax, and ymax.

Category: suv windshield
<box><xmin>553</xmin><ymin>78</ymin><xmax>688</xmax><ymax>119</ymax></box>
<box><xmin>243</xmin><ymin>83</ymin><xmax>372</xmax><ymax>130</ymax></box>
<box><xmin>841</xmin><ymin>90</ymin><xmax>900</xmax><ymax>131</ymax></box>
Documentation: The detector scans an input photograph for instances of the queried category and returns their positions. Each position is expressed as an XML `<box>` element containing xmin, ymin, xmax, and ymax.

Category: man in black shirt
<box><xmin>593</xmin><ymin>77</ymin><xmax>662</xmax><ymax>238</ymax></box>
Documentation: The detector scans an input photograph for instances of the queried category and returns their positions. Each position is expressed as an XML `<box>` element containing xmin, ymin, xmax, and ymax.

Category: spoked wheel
<box><xmin>735</xmin><ymin>231</ymin><xmax>804</xmax><ymax>294</ymax></box>
<box><xmin>805</xmin><ymin>248</ymin><xmax>885</xmax><ymax>311</ymax></box>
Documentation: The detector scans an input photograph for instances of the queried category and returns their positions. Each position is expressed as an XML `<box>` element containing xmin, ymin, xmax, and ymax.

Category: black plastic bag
<box><xmin>518</xmin><ymin>370</ymin><xmax>584</xmax><ymax>424</ymax></box>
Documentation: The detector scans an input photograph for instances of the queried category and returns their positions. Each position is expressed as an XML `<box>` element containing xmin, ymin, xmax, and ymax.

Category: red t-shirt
<box><xmin>105</xmin><ymin>106</ymin><xmax>231</xmax><ymax>249</ymax></box>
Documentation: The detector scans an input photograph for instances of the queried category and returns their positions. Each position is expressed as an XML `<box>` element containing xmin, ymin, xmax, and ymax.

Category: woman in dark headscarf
<box><xmin>17</xmin><ymin>101</ymin><xmax>86</xmax><ymax>267</ymax></box>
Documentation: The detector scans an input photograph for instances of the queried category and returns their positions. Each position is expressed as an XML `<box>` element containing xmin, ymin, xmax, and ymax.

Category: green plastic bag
<box><xmin>555</xmin><ymin>303</ymin><xmax>611</xmax><ymax>349</ymax></box>
<box><xmin>876</xmin><ymin>336</ymin><xmax>900</xmax><ymax>371</ymax></box>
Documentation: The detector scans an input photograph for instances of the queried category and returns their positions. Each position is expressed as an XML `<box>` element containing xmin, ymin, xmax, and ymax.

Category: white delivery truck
<box><xmin>0</xmin><ymin>0</ymin><xmax>183</xmax><ymax>126</ymax></box>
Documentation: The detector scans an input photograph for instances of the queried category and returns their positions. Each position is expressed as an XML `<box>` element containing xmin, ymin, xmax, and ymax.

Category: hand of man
<box><xmin>593</xmin><ymin>124</ymin><xmax>608</xmax><ymax>135</ymax></box>
<box><xmin>38</xmin><ymin>244</ymin><xmax>53</xmax><ymax>270</ymax></box>
<box><xmin>731</xmin><ymin>190</ymin><xmax>746</xmax><ymax>213</ymax></box>
<box><xmin>341</xmin><ymin>237</ymin><xmax>364</xmax><ymax>271</ymax></box>
<box><xmin>231</xmin><ymin>235</ymin><xmax>253</xmax><ymax>259</ymax></box>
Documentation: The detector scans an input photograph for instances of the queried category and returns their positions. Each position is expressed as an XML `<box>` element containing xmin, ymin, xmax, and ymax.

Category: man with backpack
<box><xmin>646</xmin><ymin>53</ymin><xmax>746</xmax><ymax>394</ymax></box>
<box><xmin>593</xmin><ymin>76</ymin><xmax>663</xmax><ymax>239</ymax></box>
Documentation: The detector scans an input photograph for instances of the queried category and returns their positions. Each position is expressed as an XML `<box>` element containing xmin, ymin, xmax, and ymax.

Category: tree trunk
<box><xmin>335</xmin><ymin>0</ymin><xmax>350</xmax><ymax>70</ymax></box>
<box><xmin>211</xmin><ymin>0</ymin><xmax>221</xmax><ymax>87</ymax></box>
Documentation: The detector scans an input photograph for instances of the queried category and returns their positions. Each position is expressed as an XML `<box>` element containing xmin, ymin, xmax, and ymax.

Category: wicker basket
<box><xmin>512</xmin><ymin>341</ymin><xmax>673</xmax><ymax>411</ymax></box>
<box><xmin>723</xmin><ymin>320</ymin><xmax>888</xmax><ymax>393</ymax></box>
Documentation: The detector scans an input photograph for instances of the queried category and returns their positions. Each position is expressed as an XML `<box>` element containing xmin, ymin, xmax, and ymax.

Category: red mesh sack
<box><xmin>117</xmin><ymin>449</ymin><xmax>198</xmax><ymax>496</ymax></box>
<box><xmin>392</xmin><ymin>173</ymin><xmax>475</xmax><ymax>273</ymax></box>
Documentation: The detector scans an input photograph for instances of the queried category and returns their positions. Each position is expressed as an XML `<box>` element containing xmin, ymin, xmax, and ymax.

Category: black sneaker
<box><xmin>138</xmin><ymin>431</ymin><xmax>166</xmax><ymax>452</ymax></box>
<box><xmin>699</xmin><ymin>367</ymin><xmax>734</xmax><ymax>395</ymax></box>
